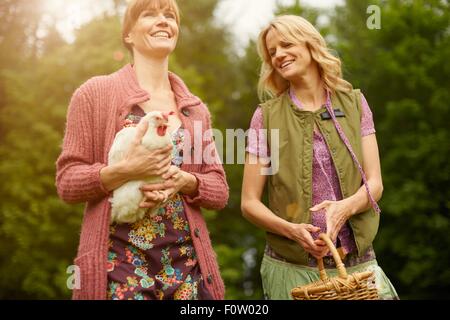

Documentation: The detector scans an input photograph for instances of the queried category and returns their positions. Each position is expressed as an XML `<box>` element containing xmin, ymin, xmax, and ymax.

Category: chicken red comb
<box><xmin>162</xmin><ymin>111</ymin><xmax>175</xmax><ymax>120</ymax></box>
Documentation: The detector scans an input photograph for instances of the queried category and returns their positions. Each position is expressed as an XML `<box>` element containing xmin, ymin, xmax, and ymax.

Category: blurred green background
<box><xmin>0</xmin><ymin>0</ymin><xmax>448</xmax><ymax>299</ymax></box>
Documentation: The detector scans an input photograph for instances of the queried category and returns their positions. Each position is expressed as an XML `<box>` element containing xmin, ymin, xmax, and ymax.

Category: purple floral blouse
<box><xmin>247</xmin><ymin>90</ymin><xmax>376</xmax><ymax>263</ymax></box>
<box><xmin>107</xmin><ymin>105</ymin><xmax>212</xmax><ymax>300</ymax></box>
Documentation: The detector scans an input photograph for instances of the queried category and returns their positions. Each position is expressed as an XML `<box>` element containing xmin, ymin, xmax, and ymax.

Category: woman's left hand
<box><xmin>310</xmin><ymin>199</ymin><xmax>353</xmax><ymax>242</ymax></box>
<box><xmin>139</xmin><ymin>166</ymin><xmax>191</xmax><ymax>207</ymax></box>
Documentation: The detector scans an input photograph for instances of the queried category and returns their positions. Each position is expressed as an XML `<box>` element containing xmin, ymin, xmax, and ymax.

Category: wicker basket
<box><xmin>291</xmin><ymin>233</ymin><xmax>379</xmax><ymax>300</ymax></box>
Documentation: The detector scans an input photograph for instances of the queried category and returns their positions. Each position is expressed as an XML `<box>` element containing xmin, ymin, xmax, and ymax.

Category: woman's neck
<box><xmin>290</xmin><ymin>67</ymin><xmax>326</xmax><ymax>110</ymax></box>
<box><xmin>132</xmin><ymin>51</ymin><xmax>171</xmax><ymax>93</ymax></box>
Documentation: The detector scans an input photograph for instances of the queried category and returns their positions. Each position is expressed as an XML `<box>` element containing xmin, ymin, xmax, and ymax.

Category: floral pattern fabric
<box><xmin>107</xmin><ymin>106</ymin><xmax>211</xmax><ymax>300</ymax></box>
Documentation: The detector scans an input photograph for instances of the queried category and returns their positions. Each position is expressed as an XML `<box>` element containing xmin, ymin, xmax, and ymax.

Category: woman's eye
<box><xmin>282</xmin><ymin>42</ymin><xmax>293</xmax><ymax>48</ymax></box>
<box><xmin>165</xmin><ymin>12</ymin><xmax>175</xmax><ymax>19</ymax></box>
<box><xmin>143</xmin><ymin>11</ymin><xmax>156</xmax><ymax>17</ymax></box>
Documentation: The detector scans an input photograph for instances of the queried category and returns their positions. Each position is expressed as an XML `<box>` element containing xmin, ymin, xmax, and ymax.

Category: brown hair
<box><xmin>122</xmin><ymin>0</ymin><xmax>180</xmax><ymax>55</ymax></box>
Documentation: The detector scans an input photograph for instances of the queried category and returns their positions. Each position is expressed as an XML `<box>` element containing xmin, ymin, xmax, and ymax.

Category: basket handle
<box><xmin>317</xmin><ymin>233</ymin><xmax>348</xmax><ymax>280</ymax></box>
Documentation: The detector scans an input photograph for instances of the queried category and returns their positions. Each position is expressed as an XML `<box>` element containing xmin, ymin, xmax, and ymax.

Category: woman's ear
<box><xmin>124</xmin><ymin>34</ymin><xmax>133</xmax><ymax>44</ymax></box>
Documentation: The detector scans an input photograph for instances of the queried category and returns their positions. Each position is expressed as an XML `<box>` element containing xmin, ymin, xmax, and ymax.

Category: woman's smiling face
<box><xmin>125</xmin><ymin>6</ymin><xmax>179</xmax><ymax>58</ymax></box>
<box><xmin>265</xmin><ymin>27</ymin><xmax>314</xmax><ymax>81</ymax></box>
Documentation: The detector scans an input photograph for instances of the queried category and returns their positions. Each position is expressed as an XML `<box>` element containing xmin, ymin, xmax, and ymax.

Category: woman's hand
<box><xmin>310</xmin><ymin>199</ymin><xmax>353</xmax><ymax>242</ymax></box>
<box><xmin>138</xmin><ymin>166</ymin><xmax>198</xmax><ymax>208</ymax></box>
<box><xmin>123</xmin><ymin>144</ymin><xmax>172</xmax><ymax>180</ymax></box>
<box><xmin>138</xmin><ymin>190</ymin><xmax>168</xmax><ymax>209</ymax></box>
<box><xmin>122</xmin><ymin>121</ymin><xmax>173</xmax><ymax>181</ymax></box>
<box><xmin>289</xmin><ymin>223</ymin><xmax>328</xmax><ymax>259</ymax></box>
<box><xmin>99</xmin><ymin>120</ymin><xmax>173</xmax><ymax>192</ymax></box>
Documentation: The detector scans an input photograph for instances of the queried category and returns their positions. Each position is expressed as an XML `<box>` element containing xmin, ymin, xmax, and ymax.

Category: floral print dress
<box><xmin>107</xmin><ymin>105</ymin><xmax>212</xmax><ymax>300</ymax></box>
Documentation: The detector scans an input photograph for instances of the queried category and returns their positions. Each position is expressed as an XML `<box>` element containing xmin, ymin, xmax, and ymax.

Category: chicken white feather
<box><xmin>108</xmin><ymin>111</ymin><xmax>173</xmax><ymax>224</ymax></box>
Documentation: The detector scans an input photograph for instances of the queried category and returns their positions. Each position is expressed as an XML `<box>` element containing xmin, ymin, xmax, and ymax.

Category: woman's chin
<box><xmin>280</xmin><ymin>69</ymin><xmax>306</xmax><ymax>82</ymax></box>
<box><xmin>137</xmin><ymin>45</ymin><xmax>176</xmax><ymax>59</ymax></box>
<box><xmin>280</xmin><ymin>72</ymin><xmax>297</xmax><ymax>82</ymax></box>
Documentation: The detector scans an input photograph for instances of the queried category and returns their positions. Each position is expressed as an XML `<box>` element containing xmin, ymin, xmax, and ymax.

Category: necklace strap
<box><xmin>325</xmin><ymin>91</ymin><xmax>381</xmax><ymax>214</ymax></box>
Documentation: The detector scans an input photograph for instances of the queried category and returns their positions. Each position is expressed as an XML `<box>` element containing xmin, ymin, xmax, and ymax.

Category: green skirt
<box><xmin>261</xmin><ymin>254</ymin><xmax>399</xmax><ymax>300</ymax></box>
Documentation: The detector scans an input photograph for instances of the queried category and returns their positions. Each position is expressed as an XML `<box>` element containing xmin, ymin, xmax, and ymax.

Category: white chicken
<box><xmin>108</xmin><ymin>110</ymin><xmax>174</xmax><ymax>224</ymax></box>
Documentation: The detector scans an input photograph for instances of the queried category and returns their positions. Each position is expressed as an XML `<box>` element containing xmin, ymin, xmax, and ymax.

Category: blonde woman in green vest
<box><xmin>241</xmin><ymin>15</ymin><xmax>398</xmax><ymax>300</ymax></box>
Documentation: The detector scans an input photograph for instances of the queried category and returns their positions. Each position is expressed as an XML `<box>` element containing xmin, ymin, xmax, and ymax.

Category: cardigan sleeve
<box><xmin>55</xmin><ymin>87</ymin><xmax>110</xmax><ymax>204</ymax></box>
<box><xmin>183</xmin><ymin>106</ymin><xmax>229</xmax><ymax>210</ymax></box>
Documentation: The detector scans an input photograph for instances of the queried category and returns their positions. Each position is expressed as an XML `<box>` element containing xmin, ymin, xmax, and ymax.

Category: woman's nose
<box><xmin>156</xmin><ymin>13</ymin><xmax>169</xmax><ymax>25</ymax></box>
<box><xmin>274</xmin><ymin>50</ymin><xmax>287</xmax><ymax>62</ymax></box>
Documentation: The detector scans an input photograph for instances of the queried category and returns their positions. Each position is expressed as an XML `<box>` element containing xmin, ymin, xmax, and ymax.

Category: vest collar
<box><xmin>283</xmin><ymin>91</ymin><xmax>327</xmax><ymax>118</ymax></box>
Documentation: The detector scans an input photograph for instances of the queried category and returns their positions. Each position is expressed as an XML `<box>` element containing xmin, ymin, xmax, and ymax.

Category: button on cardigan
<box><xmin>56</xmin><ymin>64</ymin><xmax>229</xmax><ymax>300</ymax></box>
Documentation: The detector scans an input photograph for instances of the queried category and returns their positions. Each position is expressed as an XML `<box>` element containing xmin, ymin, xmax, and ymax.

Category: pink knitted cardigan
<box><xmin>56</xmin><ymin>64</ymin><xmax>229</xmax><ymax>300</ymax></box>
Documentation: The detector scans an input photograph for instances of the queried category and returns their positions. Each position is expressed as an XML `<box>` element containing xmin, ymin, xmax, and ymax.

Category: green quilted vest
<box><xmin>260</xmin><ymin>89</ymin><xmax>379</xmax><ymax>265</ymax></box>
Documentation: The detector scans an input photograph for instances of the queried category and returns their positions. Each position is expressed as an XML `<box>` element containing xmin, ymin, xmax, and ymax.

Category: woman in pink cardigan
<box><xmin>56</xmin><ymin>0</ymin><xmax>228</xmax><ymax>300</ymax></box>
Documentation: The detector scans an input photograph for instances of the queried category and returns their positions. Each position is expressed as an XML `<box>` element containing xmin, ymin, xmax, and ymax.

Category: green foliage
<box><xmin>333</xmin><ymin>0</ymin><xmax>450</xmax><ymax>299</ymax></box>
<box><xmin>0</xmin><ymin>0</ymin><xmax>42</xmax><ymax>67</ymax></box>
<box><xmin>0</xmin><ymin>68</ymin><xmax>83</xmax><ymax>299</ymax></box>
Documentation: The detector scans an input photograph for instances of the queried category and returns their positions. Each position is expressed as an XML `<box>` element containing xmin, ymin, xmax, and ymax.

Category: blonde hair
<box><xmin>257</xmin><ymin>15</ymin><xmax>352</xmax><ymax>101</ymax></box>
<box><xmin>122</xmin><ymin>0</ymin><xmax>180</xmax><ymax>55</ymax></box>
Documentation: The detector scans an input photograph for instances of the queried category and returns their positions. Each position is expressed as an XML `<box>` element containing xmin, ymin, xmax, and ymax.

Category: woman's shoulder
<box><xmin>75</xmin><ymin>64</ymin><xmax>134</xmax><ymax>97</ymax></box>
<box><xmin>338</xmin><ymin>88</ymin><xmax>370</xmax><ymax>110</ymax></box>
<box><xmin>194</xmin><ymin>100</ymin><xmax>214</xmax><ymax>124</ymax></box>
<box><xmin>336</xmin><ymin>88</ymin><xmax>375</xmax><ymax>132</ymax></box>
<box><xmin>335</xmin><ymin>88</ymin><xmax>360</xmax><ymax>99</ymax></box>
<box><xmin>334</xmin><ymin>88</ymin><xmax>364</xmax><ymax>113</ymax></box>
<box><xmin>259</xmin><ymin>92</ymin><xmax>286</xmax><ymax>110</ymax></box>
<box><xmin>75</xmin><ymin>70</ymin><xmax>121</xmax><ymax>98</ymax></box>
<box><xmin>68</xmin><ymin>69</ymin><xmax>124</xmax><ymax>115</ymax></box>
<box><xmin>249</xmin><ymin>106</ymin><xmax>263</xmax><ymax>130</ymax></box>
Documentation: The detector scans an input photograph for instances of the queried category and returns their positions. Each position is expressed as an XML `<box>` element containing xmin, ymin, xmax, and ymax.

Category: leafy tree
<box><xmin>0</xmin><ymin>0</ymin><xmax>42</xmax><ymax>67</ymax></box>
<box><xmin>333</xmin><ymin>0</ymin><xmax>450</xmax><ymax>299</ymax></box>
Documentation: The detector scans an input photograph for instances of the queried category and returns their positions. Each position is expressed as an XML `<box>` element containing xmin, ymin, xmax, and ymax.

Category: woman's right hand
<box><xmin>100</xmin><ymin>121</ymin><xmax>173</xmax><ymax>192</ymax></box>
<box><xmin>289</xmin><ymin>223</ymin><xmax>329</xmax><ymax>259</ymax></box>
<box><xmin>121</xmin><ymin>120</ymin><xmax>173</xmax><ymax>181</ymax></box>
